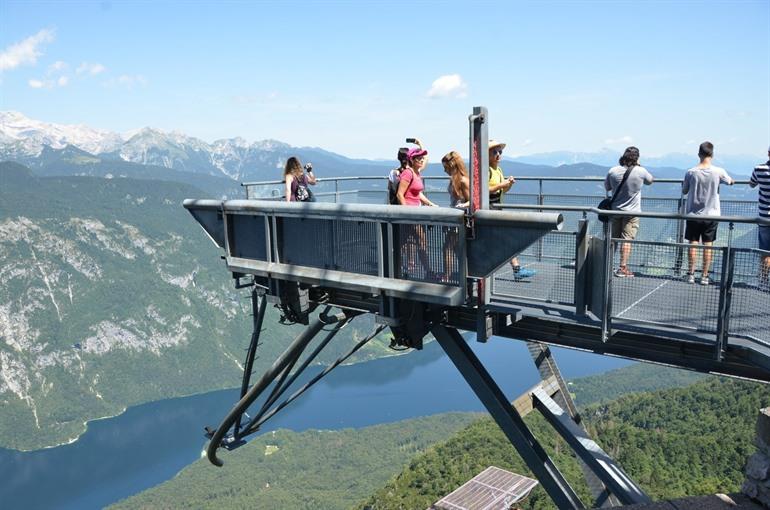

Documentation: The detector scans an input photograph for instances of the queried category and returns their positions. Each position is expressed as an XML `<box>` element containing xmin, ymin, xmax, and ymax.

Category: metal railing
<box><xmin>237</xmin><ymin>176</ymin><xmax>769</xmax><ymax>359</ymax></box>
<box><xmin>184</xmin><ymin>199</ymin><xmax>470</xmax><ymax>307</ymax></box>
<box><xmin>496</xmin><ymin>204</ymin><xmax>770</xmax><ymax>358</ymax></box>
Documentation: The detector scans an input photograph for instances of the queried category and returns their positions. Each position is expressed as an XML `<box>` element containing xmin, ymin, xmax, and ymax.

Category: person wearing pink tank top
<box><xmin>396</xmin><ymin>148</ymin><xmax>438</xmax><ymax>207</ymax></box>
<box><xmin>395</xmin><ymin>147</ymin><xmax>441</xmax><ymax>282</ymax></box>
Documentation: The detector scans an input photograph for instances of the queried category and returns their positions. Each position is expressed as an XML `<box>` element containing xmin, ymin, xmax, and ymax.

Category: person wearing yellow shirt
<box><xmin>488</xmin><ymin>139</ymin><xmax>536</xmax><ymax>279</ymax></box>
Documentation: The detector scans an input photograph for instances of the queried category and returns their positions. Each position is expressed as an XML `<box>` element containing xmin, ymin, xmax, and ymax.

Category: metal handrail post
<box><xmin>601</xmin><ymin>220</ymin><xmax>613</xmax><ymax>342</ymax></box>
<box><xmin>715</xmin><ymin>222</ymin><xmax>736</xmax><ymax>361</ymax></box>
<box><xmin>574</xmin><ymin>219</ymin><xmax>589</xmax><ymax>316</ymax></box>
<box><xmin>335</xmin><ymin>180</ymin><xmax>340</xmax><ymax>203</ymax></box>
<box><xmin>674</xmin><ymin>194</ymin><xmax>686</xmax><ymax>274</ymax></box>
<box><xmin>537</xmin><ymin>178</ymin><xmax>544</xmax><ymax>262</ymax></box>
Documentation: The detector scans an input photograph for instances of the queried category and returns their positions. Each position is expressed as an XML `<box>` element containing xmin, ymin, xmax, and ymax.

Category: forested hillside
<box><xmin>364</xmin><ymin>377</ymin><xmax>768</xmax><ymax>509</ymax></box>
<box><xmin>109</xmin><ymin>413</ymin><xmax>479</xmax><ymax>510</ymax></box>
<box><xmin>107</xmin><ymin>363</ymin><xmax>712</xmax><ymax>510</ymax></box>
<box><xmin>0</xmin><ymin>162</ymin><xmax>393</xmax><ymax>450</ymax></box>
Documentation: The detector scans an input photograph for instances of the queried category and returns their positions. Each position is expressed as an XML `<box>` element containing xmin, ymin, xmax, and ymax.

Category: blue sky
<box><xmin>1</xmin><ymin>0</ymin><xmax>768</xmax><ymax>159</ymax></box>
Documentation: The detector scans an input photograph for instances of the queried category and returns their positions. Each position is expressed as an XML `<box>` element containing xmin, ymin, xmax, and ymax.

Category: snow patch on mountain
<box><xmin>0</xmin><ymin>111</ymin><xmax>123</xmax><ymax>155</ymax></box>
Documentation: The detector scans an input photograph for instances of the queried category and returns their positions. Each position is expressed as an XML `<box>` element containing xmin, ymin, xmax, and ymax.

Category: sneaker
<box><xmin>684</xmin><ymin>273</ymin><xmax>695</xmax><ymax>284</ymax></box>
<box><xmin>515</xmin><ymin>267</ymin><xmax>537</xmax><ymax>279</ymax></box>
<box><xmin>614</xmin><ymin>266</ymin><xmax>634</xmax><ymax>278</ymax></box>
<box><xmin>700</xmin><ymin>275</ymin><xmax>710</xmax><ymax>286</ymax></box>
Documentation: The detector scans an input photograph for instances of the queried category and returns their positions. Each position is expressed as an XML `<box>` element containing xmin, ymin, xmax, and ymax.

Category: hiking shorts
<box><xmin>685</xmin><ymin>220</ymin><xmax>718</xmax><ymax>243</ymax></box>
<box><xmin>611</xmin><ymin>216</ymin><xmax>639</xmax><ymax>240</ymax></box>
<box><xmin>759</xmin><ymin>225</ymin><xmax>770</xmax><ymax>252</ymax></box>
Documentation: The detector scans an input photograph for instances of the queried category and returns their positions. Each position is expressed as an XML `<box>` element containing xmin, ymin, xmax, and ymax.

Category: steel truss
<box><xmin>432</xmin><ymin>324</ymin><xmax>651</xmax><ymax>509</ymax></box>
<box><xmin>205</xmin><ymin>286</ymin><xmax>384</xmax><ymax>466</ymax></box>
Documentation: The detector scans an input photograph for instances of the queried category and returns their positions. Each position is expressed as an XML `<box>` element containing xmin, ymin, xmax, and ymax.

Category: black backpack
<box><xmin>293</xmin><ymin>174</ymin><xmax>314</xmax><ymax>202</ymax></box>
<box><xmin>388</xmin><ymin>170</ymin><xmax>401</xmax><ymax>204</ymax></box>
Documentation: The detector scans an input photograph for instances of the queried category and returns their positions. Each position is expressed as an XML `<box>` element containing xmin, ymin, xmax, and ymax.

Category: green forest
<box><xmin>0</xmin><ymin>162</ymin><xmax>397</xmax><ymax>450</ymax></box>
<box><xmin>365</xmin><ymin>377</ymin><xmax>768</xmax><ymax>509</ymax></box>
<box><xmin>109</xmin><ymin>363</ymin><xmax>749</xmax><ymax>510</ymax></box>
<box><xmin>109</xmin><ymin>413</ymin><xmax>480</xmax><ymax>510</ymax></box>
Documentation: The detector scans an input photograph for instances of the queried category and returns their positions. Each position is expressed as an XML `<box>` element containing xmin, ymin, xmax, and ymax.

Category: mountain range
<box><xmin>1</xmin><ymin>112</ymin><xmax>760</xmax><ymax>187</ymax></box>
<box><xmin>0</xmin><ymin>112</ymin><xmax>391</xmax><ymax>184</ymax></box>
<box><xmin>511</xmin><ymin>149</ymin><xmax>761</xmax><ymax>175</ymax></box>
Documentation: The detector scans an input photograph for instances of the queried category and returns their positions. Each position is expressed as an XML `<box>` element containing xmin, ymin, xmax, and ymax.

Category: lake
<box><xmin>1</xmin><ymin>337</ymin><xmax>632</xmax><ymax>509</ymax></box>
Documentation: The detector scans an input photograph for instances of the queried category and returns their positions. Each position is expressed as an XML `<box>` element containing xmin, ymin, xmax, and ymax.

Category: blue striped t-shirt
<box><xmin>750</xmin><ymin>160</ymin><xmax>770</xmax><ymax>218</ymax></box>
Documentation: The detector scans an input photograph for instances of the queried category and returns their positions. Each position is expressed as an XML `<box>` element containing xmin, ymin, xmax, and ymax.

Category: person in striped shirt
<box><xmin>749</xmin><ymin>146</ymin><xmax>770</xmax><ymax>287</ymax></box>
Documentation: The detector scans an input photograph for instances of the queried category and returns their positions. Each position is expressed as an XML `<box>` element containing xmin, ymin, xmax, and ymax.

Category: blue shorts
<box><xmin>759</xmin><ymin>226</ymin><xmax>770</xmax><ymax>252</ymax></box>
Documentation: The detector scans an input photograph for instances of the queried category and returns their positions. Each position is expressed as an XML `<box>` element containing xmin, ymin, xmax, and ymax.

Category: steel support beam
<box><xmin>431</xmin><ymin>324</ymin><xmax>585</xmax><ymax>509</ymax></box>
<box><xmin>234</xmin><ymin>288</ymin><xmax>267</xmax><ymax>436</ymax></box>
<box><xmin>532</xmin><ymin>387</ymin><xmax>652</xmax><ymax>505</ymax></box>
<box><xmin>486</xmin><ymin>314</ymin><xmax>770</xmax><ymax>382</ymax></box>
<box><xmin>526</xmin><ymin>342</ymin><xmax>618</xmax><ymax>507</ymax></box>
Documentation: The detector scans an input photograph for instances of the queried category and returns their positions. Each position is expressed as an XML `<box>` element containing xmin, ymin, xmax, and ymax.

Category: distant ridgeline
<box><xmin>0</xmin><ymin>161</ymin><xmax>391</xmax><ymax>450</ymax></box>
<box><xmin>110</xmin><ymin>364</ymin><xmax>712</xmax><ymax>510</ymax></box>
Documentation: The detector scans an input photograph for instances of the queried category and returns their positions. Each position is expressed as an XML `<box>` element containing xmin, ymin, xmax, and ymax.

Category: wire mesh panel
<box><xmin>244</xmin><ymin>183</ymin><xmax>284</xmax><ymax>200</ymax></box>
<box><xmin>280</xmin><ymin>217</ymin><xmax>379</xmax><ymax>275</ymax></box>
<box><xmin>506</xmin><ymin>193</ymin><xmax>540</xmax><ymax>206</ymax></box>
<box><xmin>722</xmin><ymin>200</ymin><xmax>759</xmax><ymax>249</ymax></box>
<box><xmin>728</xmin><ymin>248</ymin><xmax>770</xmax><ymax>345</ymax></box>
<box><xmin>492</xmin><ymin>231</ymin><xmax>577</xmax><ymax>305</ymax></box>
<box><xmin>543</xmin><ymin>194</ymin><xmax>602</xmax><ymax>232</ymax></box>
<box><xmin>394</xmin><ymin>222</ymin><xmax>461</xmax><ymax>285</ymax></box>
<box><xmin>610</xmin><ymin>240</ymin><xmax>723</xmax><ymax>334</ymax></box>
<box><xmin>636</xmin><ymin>197</ymin><xmax>681</xmax><ymax>243</ymax></box>
<box><xmin>228</xmin><ymin>214</ymin><xmax>268</xmax><ymax>260</ymax></box>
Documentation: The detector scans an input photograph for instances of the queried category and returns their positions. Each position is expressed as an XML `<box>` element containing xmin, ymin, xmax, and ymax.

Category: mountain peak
<box><xmin>251</xmin><ymin>139</ymin><xmax>290</xmax><ymax>151</ymax></box>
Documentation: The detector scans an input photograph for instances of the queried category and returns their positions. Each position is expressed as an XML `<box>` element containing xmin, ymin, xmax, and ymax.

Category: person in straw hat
<box><xmin>489</xmin><ymin>139</ymin><xmax>535</xmax><ymax>279</ymax></box>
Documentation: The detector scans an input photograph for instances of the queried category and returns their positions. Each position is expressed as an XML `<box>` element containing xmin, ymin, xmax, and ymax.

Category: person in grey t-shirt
<box><xmin>604</xmin><ymin>146</ymin><xmax>654</xmax><ymax>277</ymax></box>
<box><xmin>682</xmin><ymin>141</ymin><xmax>734</xmax><ymax>285</ymax></box>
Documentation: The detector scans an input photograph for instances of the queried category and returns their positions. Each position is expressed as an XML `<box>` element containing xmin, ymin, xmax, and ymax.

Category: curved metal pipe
<box><xmin>206</xmin><ymin>311</ymin><xmax>346</xmax><ymax>466</ymax></box>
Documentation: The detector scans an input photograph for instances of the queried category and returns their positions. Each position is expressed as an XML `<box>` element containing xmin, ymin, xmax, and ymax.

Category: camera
<box><xmin>405</xmin><ymin>138</ymin><xmax>416</xmax><ymax>144</ymax></box>
<box><xmin>304</xmin><ymin>163</ymin><xmax>313</xmax><ymax>172</ymax></box>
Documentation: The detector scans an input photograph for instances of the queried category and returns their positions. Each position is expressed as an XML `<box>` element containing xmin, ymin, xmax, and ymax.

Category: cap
<box><xmin>407</xmin><ymin>148</ymin><xmax>428</xmax><ymax>160</ymax></box>
<box><xmin>489</xmin><ymin>139</ymin><xmax>507</xmax><ymax>151</ymax></box>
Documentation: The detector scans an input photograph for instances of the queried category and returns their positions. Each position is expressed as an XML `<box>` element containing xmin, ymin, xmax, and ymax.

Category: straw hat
<box><xmin>489</xmin><ymin>140</ymin><xmax>507</xmax><ymax>151</ymax></box>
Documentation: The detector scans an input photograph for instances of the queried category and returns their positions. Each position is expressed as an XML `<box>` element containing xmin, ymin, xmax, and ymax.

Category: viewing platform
<box><xmin>188</xmin><ymin>173</ymin><xmax>770</xmax><ymax>382</ymax></box>
<box><xmin>185</xmin><ymin>108</ymin><xmax>770</xmax><ymax>509</ymax></box>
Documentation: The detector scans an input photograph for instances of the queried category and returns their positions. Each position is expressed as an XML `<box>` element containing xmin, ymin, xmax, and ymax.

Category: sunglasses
<box><xmin>413</xmin><ymin>156</ymin><xmax>425</xmax><ymax>161</ymax></box>
<box><xmin>492</xmin><ymin>149</ymin><xmax>503</xmax><ymax>156</ymax></box>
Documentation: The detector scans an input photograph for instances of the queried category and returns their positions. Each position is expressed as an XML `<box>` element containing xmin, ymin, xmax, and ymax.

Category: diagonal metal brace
<box><xmin>207</xmin><ymin>309</ymin><xmax>347</xmax><ymax>466</ymax></box>
<box><xmin>527</xmin><ymin>341</ymin><xmax>617</xmax><ymax>508</ymax></box>
<box><xmin>532</xmin><ymin>387</ymin><xmax>651</xmax><ymax>506</ymax></box>
<box><xmin>431</xmin><ymin>324</ymin><xmax>585</xmax><ymax>510</ymax></box>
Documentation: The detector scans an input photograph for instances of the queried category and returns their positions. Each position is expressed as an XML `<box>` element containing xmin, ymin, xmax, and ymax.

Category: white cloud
<box><xmin>28</xmin><ymin>75</ymin><xmax>69</xmax><ymax>89</ymax></box>
<box><xmin>104</xmin><ymin>74</ymin><xmax>148</xmax><ymax>88</ymax></box>
<box><xmin>0</xmin><ymin>29</ymin><xmax>55</xmax><ymax>72</ymax></box>
<box><xmin>427</xmin><ymin>74</ymin><xmax>468</xmax><ymax>99</ymax></box>
<box><xmin>604</xmin><ymin>135</ymin><xmax>633</xmax><ymax>145</ymax></box>
<box><xmin>77</xmin><ymin>62</ymin><xmax>106</xmax><ymax>75</ymax></box>
<box><xmin>522</xmin><ymin>139</ymin><xmax>533</xmax><ymax>147</ymax></box>
<box><xmin>49</xmin><ymin>60</ymin><xmax>68</xmax><ymax>73</ymax></box>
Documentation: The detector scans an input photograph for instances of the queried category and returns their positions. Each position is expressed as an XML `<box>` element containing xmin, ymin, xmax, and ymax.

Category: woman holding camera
<box><xmin>284</xmin><ymin>156</ymin><xmax>317</xmax><ymax>202</ymax></box>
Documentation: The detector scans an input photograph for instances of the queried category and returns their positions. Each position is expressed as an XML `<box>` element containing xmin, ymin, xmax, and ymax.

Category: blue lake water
<box><xmin>0</xmin><ymin>337</ymin><xmax>632</xmax><ymax>509</ymax></box>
